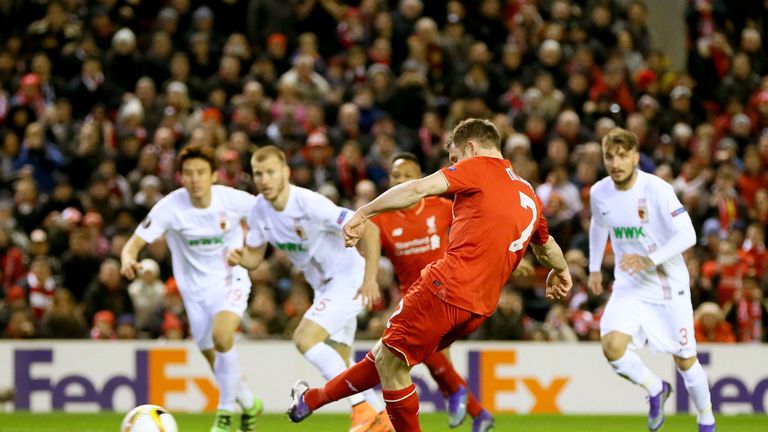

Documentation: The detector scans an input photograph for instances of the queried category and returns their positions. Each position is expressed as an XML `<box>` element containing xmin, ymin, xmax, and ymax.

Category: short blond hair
<box><xmin>251</xmin><ymin>145</ymin><xmax>287</xmax><ymax>167</ymax></box>
<box><xmin>602</xmin><ymin>127</ymin><xmax>638</xmax><ymax>152</ymax></box>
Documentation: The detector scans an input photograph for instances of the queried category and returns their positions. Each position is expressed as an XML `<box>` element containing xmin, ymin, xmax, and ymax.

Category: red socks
<box><xmin>383</xmin><ymin>383</ymin><xmax>421</xmax><ymax>432</ymax></box>
<box><xmin>423</xmin><ymin>351</ymin><xmax>484</xmax><ymax>417</ymax></box>
<box><xmin>304</xmin><ymin>350</ymin><xmax>380</xmax><ymax>411</ymax></box>
<box><xmin>467</xmin><ymin>392</ymin><xmax>483</xmax><ymax>417</ymax></box>
<box><xmin>423</xmin><ymin>352</ymin><xmax>464</xmax><ymax>396</ymax></box>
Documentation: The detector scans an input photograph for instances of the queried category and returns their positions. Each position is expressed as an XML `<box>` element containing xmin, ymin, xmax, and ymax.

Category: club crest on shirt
<box><xmin>392</xmin><ymin>227</ymin><xmax>403</xmax><ymax>237</ymax></box>
<box><xmin>219</xmin><ymin>212</ymin><xmax>229</xmax><ymax>231</ymax></box>
<box><xmin>426</xmin><ymin>215</ymin><xmax>437</xmax><ymax>234</ymax></box>
<box><xmin>638</xmin><ymin>198</ymin><xmax>648</xmax><ymax>224</ymax></box>
<box><xmin>294</xmin><ymin>221</ymin><xmax>306</xmax><ymax>240</ymax></box>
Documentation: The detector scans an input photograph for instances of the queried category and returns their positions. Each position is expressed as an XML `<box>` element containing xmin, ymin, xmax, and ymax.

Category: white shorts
<box><xmin>600</xmin><ymin>291</ymin><xmax>697</xmax><ymax>358</ymax></box>
<box><xmin>182</xmin><ymin>276</ymin><xmax>251</xmax><ymax>350</ymax></box>
<box><xmin>303</xmin><ymin>269</ymin><xmax>364</xmax><ymax>346</ymax></box>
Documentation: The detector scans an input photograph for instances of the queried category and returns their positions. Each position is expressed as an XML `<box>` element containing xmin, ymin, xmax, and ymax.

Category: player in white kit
<box><xmin>589</xmin><ymin>128</ymin><xmax>715</xmax><ymax>432</ymax></box>
<box><xmin>120</xmin><ymin>144</ymin><xmax>262</xmax><ymax>432</ymax></box>
<box><xmin>227</xmin><ymin>145</ymin><xmax>392</xmax><ymax>432</ymax></box>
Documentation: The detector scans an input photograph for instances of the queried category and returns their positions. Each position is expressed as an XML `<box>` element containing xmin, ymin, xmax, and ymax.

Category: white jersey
<box><xmin>245</xmin><ymin>185</ymin><xmax>364</xmax><ymax>290</ymax></box>
<box><xmin>589</xmin><ymin>171</ymin><xmax>693</xmax><ymax>303</ymax></box>
<box><xmin>135</xmin><ymin>185</ymin><xmax>257</xmax><ymax>300</ymax></box>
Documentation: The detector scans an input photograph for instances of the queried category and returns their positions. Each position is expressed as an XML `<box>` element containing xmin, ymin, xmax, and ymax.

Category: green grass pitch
<box><xmin>0</xmin><ymin>413</ymin><xmax>766</xmax><ymax>431</ymax></box>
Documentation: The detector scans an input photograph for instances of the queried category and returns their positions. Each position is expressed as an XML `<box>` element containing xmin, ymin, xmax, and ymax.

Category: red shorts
<box><xmin>382</xmin><ymin>279</ymin><xmax>486</xmax><ymax>366</ymax></box>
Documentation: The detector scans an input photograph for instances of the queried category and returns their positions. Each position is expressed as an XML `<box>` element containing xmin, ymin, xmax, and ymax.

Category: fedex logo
<box><xmin>676</xmin><ymin>352</ymin><xmax>768</xmax><ymax>413</ymax></box>
<box><xmin>466</xmin><ymin>350</ymin><xmax>570</xmax><ymax>413</ymax></box>
<box><xmin>14</xmin><ymin>348</ymin><xmax>218</xmax><ymax>411</ymax></box>
<box><xmin>355</xmin><ymin>349</ymin><xmax>570</xmax><ymax>414</ymax></box>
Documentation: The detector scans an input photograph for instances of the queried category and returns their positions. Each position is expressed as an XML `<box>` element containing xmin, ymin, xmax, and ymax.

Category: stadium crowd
<box><xmin>0</xmin><ymin>0</ymin><xmax>767</xmax><ymax>345</ymax></box>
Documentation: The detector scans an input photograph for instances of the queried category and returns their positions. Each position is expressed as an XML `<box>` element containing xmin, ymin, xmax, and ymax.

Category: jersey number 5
<box><xmin>508</xmin><ymin>190</ymin><xmax>538</xmax><ymax>252</ymax></box>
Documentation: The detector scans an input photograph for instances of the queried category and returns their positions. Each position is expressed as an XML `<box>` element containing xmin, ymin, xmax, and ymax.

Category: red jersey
<box><xmin>425</xmin><ymin>157</ymin><xmax>549</xmax><ymax>316</ymax></box>
<box><xmin>371</xmin><ymin>196</ymin><xmax>453</xmax><ymax>290</ymax></box>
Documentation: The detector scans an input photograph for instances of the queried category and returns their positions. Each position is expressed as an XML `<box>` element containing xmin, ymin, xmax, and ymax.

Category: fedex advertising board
<box><xmin>1</xmin><ymin>341</ymin><xmax>766</xmax><ymax>414</ymax></box>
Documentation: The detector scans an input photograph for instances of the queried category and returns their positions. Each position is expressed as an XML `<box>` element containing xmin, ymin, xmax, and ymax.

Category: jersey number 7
<box><xmin>506</xmin><ymin>168</ymin><xmax>538</xmax><ymax>253</ymax></box>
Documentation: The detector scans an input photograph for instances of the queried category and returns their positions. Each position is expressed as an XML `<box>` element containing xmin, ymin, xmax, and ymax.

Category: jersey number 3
<box><xmin>506</xmin><ymin>168</ymin><xmax>538</xmax><ymax>252</ymax></box>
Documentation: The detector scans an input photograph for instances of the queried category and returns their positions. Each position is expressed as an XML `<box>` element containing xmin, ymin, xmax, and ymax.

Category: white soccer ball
<box><xmin>120</xmin><ymin>404</ymin><xmax>178</xmax><ymax>432</ymax></box>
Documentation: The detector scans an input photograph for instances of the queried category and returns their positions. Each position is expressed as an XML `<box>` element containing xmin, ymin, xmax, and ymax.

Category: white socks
<box><xmin>679</xmin><ymin>361</ymin><xmax>715</xmax><ymax>425</ymax></box>
<box><xmin>237</xmin><ymin>379</ymin><xmax>255</xmax><ymax>408</ymax></box>
<box><xmin>214</xmin><ymin>349</ymin><xmax>242</xmax><ymax>412</ymax></box>
<box><xmin>609</xmin><ymin>350</ymin><xmax>663</xmax><ymax>396</ymax></box>
<box><xmin>361</xmin><ymin>388</ymin><xmax>385</xmax><ymax>412</ymax></box>
<box><xmin>304</xmin><ymin>342</ymin><xmax>367</xmax><ymax>406</ymax></box>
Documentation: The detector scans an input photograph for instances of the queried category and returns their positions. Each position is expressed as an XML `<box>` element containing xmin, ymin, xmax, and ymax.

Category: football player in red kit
<box><xmin>289</xmin><ymin>118</ymin><xmax>572</xmax><ymax>431</ymax></box>
<box><xmin>370</xmin><ymin>152</ymin><xmax>493</xmax><ymax>430</ymax></box>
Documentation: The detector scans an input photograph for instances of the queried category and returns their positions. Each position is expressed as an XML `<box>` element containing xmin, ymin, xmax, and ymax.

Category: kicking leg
<box><xmin>289</xmin><ymin>342</ymin><xmax>385</xmax><ymax>422</ymax></box>
<box><xmin>376</xmin><ymin>344</ymin><xmax>420</xmax><ymax>432</ymax></box>
<box><xmin>328</xmin><ymin>340</ymin><xmax>387</xmax><ymax>431</ymax></box>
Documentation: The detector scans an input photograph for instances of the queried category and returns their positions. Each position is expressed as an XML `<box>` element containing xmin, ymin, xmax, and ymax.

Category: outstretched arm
<box><xmin>344</xmin><ymin>172</ymin><xmax>448</xmax><ymax>247</ymax></box>
<box><xmin>120</xmin><ymin>234</ymin><xmax>147</xmax><ymax>280</ymax></box>
<box><xmin>530</xmin><ymin>236</ymin><xmax>572</xmax><ymax>300</ymax></box>
<box><xmin>356</xmin><ymin>222</ymin><xmax>381</xmax><ymax>309</ymax></box>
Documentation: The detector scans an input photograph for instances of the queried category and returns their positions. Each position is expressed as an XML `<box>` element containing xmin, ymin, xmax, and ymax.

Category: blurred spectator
<box><xmin>68</xmin><ymin>56</ymin><xmax>115</xmax><ymax>119</ymax></box>
<box><xmin>90</xmin><ymin>309</ymin><xmax>116</xmax><ymax>340</ymax></box>
<box><xmin>13</xmin><ymin>122</ymin><xmax>65</xmax><ymax>194</ymax></box>
<box><xmin>724</xmin><ymin>277</ymin><xmax>768</xmax><ymax>342</ymax></box>
<box><xmin>0</xmin><ymin>285</ymin><xmax>29</xmax><ymax>333</ymax></box>
<box><xmin>476</xmin><ymin>288</ymin><xmax>527</xmax><ymax>340</ymax></box>
<box><xmin>83</xmin><ymin>258</ymin><xmax>133</xmax><ymax>324</ymax></box>
<box><xmin>18</xmin><ymin>256</ymin><xmax>58</xmax><ymax>320</ymax></box>
<box><xmin>39</xmin><ymin>288</ymin><xmax>87</xmax><ymax>339</ymax></box>
<box><xmin>278</xmin><ymin>54</ymin><xmax>330</xmax><ymax>104</ymax></box>
<box><xmin>116</xmin><ymin>314</ymin><xmax>137</xmax><ymax>339</ymax></box>
<box><xmin>542</xmin><ymin>303</ymin><xmax>579</xmax><ymax>342</ymax></box>
<box><xmin>3</xmin><ymin>308</ymin><xmax>37</xmax><ymax>339</ymax></box>
<box><xmin>60</xmin><ymin>228</ymin><xmax>99</xmax><ymax>301</ymax></box>
<box><xmin>105</xmin><ymin>28</ymin><xmax>142</xmax><ymax>95</ymax></box>
<box><xmin>701</xmin><ymin>237</ymin><xmax>747</xmax><ymax>305</ymax></box>
<box><xmin>127</xmin><ymin>258</ymin><xmax>165</xmax><ymax>337</ymax></box>
<box><xmin>297</xmin><ymin>132</ymin><xmax>337</xmax><ymax>191</ymax></box>
<box><xmin>160</xmin><ymin>311</ymin><xmax>185</xmax><ymax>340</ymax></box>
<box><xmin>694</xmin><ymin>302</ymin><xmax>736</xmax><ymax>343</ymax></box>
<box><xmin>335</xmin><ymin>140</ymin><xmax>368</xmax><ymax>199</ymax></box>
<box><xmin>0</xmin><ymin>228</ymin><xmax>25</xmax><ymax>291</ymax></box>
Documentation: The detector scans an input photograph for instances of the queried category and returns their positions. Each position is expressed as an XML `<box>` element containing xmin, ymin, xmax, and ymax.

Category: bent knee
<box><xmin>374</xmin><ymin>348</ymin><xmax>389</xmax><ymax>373</ymax></box>
<box><xmin>213</xmin><ymin>333</ymin><xmax>234</xmax><ymax>352</ymax></box>
<box><xmin>374</xmin><ymin>344</ymin><xmax>406</xmax><ymax>373</ymax></box>
<box><xmin>292</xmin><ymin>332</ymin><xmax>320</xmax><ymax>354</ymax></box>
<box><xmin>674</xmin><ymin>355</ymin><xmax>697</xmax><ymax>371</ymax></box>
<box><xmin>602</xmin><ymin>337</ymin><xmax>628</xmax><ymax>361</ymax></box>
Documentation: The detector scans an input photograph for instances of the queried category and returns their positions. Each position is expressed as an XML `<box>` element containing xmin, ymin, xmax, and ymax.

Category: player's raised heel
<box><xmin>647</xmin><ymin>381</ymin><xmax>672</xmax><ymax>431</ymax></box>
<box><xmin>287</xmin><ymin>380</ymin><xmax>312</xmax><ymax>423</ymax></box>
<box><xmin>239</xmin><ymin>397</ymin><xmax>263</xmax><ymax>431</ymax></box>
<box><xmin>698</xmin><ymin>423</ymin><xmax>715</xmax><ymax>432</ymax></box>
<box><xmin>210</xmin><ymin>409</ymin><xmax>234</xmax><ymax>432</ymax></box>
<box><xmin>448</xmin><ymin>385</ymin><xmax>468</xmax><ymax>428</ymax></box>
<box><xmin>472</xmin><ymin>409</ymin><xmax>495</xmax><ymax>432</ymax></box>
